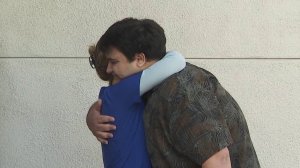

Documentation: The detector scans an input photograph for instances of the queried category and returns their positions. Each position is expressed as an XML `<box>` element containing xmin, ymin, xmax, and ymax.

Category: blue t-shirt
<box><xmin>99</xmin><ymin>71</ymin><xmax>152</xmax><ymax>168</ymax></box>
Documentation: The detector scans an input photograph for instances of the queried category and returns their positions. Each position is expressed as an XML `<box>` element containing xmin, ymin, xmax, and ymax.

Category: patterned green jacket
<box><xmin>143</xmin><ymin>63</ymin><xmax>260</xmax><ymax>168</ymax></box>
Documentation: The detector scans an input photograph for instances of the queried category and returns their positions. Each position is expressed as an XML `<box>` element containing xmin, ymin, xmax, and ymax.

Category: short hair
<box><xmin>88</xmin><ymin>45</ymin><xmax>112</xmax><ymax>83</ymax></box>
<box><xmin>96</xmin><ymin>17</ymin><xmax>166</xmax><ymax>61</ymax></box>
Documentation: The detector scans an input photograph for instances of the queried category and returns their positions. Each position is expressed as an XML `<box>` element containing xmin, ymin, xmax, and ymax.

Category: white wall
<box><xmin>1</xmin><ymin>0</ymin><xmax>299</xmax><ymax>167</ymax></box>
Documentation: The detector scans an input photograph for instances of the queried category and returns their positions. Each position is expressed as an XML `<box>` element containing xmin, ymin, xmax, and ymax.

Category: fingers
<box><xmin>93</xmin><ymin>123</ymin><xmax>116</xmax><ymax>139</ymax></box>
<box><xmin>93</xmin><ymin>123</ymin><xmax>116</xmax><ymax>144</ymax></box>
<box><xmin>97</xmin><ymin>115</ymin><xmax>115</xmax><ymax>124</ymax></box>
<box><xmin>87</xmin><ymin>100</ymin><xmax>117</xmax><ymax>145</ymax></box>
<box><xmin>94</xmin><ymin>131</ymin><xmax>113</xmax><ymax>144</ymax></box>
<box><xmin>92</xmin><ymin>99</ymin><xmax>116</xmax><ymax>123</ymax></box>
<box><xmin>97</xmin><ymin>137</ymin><xmax>107</xmax><ymax>144</ymax></box>
<box><xmin>96</xmin><ymin>123</ymin><xmax>116</xmax><ymax>132</ymax></box>
<box><xmin>97</xmin><ymin>137</ymin><xmax>108</xmax><ymax>144</ymax></box>
<box><xmin>94</xmin><ymin>131</ymin><xmax>113</xmax><ymax>139</ymax></box>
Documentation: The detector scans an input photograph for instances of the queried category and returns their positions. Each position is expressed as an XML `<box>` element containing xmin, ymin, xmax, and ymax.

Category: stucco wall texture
<box><xmin>0</xmin><ymin>1</ymin><xmax>299</xmax><ymax>168</ymax></box>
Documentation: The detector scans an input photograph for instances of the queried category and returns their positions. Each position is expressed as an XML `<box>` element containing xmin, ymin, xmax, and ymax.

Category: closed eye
<box><xmin>109</xmin><ymin>60</ymin><xmax>119</xmax><ymax>65</ymax></box>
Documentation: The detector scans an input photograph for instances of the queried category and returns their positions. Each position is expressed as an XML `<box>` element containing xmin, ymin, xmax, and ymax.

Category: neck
<box><xmin>143</xmin><ymin>59</ymin><xmax>157</xmax><ymax>69</ymax></box>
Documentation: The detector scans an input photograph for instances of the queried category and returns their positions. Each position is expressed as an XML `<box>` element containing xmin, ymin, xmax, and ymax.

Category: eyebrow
<box><xmin>107</xmin><ymin>58</ymin><xmax>120</xmax><ymax>63</ymax></box>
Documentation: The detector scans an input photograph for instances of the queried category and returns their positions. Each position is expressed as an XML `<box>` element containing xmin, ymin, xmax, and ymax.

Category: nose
<box><xmin>106</xmin><ymin>62</ymin><xmax>113</xmax><ymax>74</ymax></box>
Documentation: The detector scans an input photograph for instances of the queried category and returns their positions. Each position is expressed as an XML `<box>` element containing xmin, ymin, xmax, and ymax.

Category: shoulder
<box><xmin>112</xmin><ymin>71</ymin><xmax>143</xmax><ymax>89</ymax></box>
<box><xmin>100</xmin><ymin>71</ymin><xmax>143</xmax><ymax>98</ymax></box>
<box><xmin>121</xmin><ymin>71</ymin><xmax>143</xmax><ymax>84</ymax></box>
<box><xmin>158</xmin><ymin>63</ymin><xmax>220</xmax><ymax>95</ymax></box>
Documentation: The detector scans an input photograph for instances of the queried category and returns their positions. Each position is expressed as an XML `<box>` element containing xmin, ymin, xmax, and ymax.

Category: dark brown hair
<box><xmin>97</xmin><ymin>17</ymin><xmax>166</xmax><ymax>62</ymax></box>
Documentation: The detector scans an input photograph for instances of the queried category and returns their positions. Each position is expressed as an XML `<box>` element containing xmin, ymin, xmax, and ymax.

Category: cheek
<box><xmin>114</xmin><ymin>65</ymin><xmax>125</xmax><ymax>75</ymax></box>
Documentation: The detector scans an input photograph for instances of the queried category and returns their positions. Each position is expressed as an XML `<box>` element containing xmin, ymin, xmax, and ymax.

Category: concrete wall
<box><xmin>0</xmin><ymin>0</ymin><xmax>299</xmax><ymax>167</ymax></box>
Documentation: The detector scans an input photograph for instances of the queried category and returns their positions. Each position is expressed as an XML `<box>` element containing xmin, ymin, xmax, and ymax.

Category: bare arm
<box><xmin>202</xmin><ymin>147</ymin><xmax>231</xmax><ymax>168</ymax></box>
<box><xmin>86</xmin><ymin>100</ymin><xmax>116</xmax><ymax>144</ymax></box>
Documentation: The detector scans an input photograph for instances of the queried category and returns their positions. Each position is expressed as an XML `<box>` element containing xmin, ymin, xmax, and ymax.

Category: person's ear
<box><xmin>134</xmin><ymin>53</ymin><xmax>146</xmax><ymax>68</ymax></box>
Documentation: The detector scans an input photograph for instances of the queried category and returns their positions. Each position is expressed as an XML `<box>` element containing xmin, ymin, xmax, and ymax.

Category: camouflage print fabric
<box><xmin>143</xmin><ymin>63</ymin><xmax>260</xmax><ymax>168</ymax></box>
